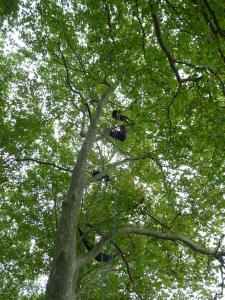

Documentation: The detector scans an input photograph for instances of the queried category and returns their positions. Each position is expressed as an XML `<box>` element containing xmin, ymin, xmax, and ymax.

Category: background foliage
<box><xmin>0</xmin><ymin>0</ymin><xmax>224</xmax><ymax>299</ymax></box>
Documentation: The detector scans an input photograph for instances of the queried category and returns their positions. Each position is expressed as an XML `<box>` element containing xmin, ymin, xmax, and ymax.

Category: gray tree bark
<box><xmin>45</xmin><ymin>86</ymin><xmax>113</xmax><ymax>300</ymax></box>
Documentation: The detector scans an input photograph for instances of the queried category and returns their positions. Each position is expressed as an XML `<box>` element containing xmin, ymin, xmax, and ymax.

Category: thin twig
<box><xmin>114</xmin><ymin>243</ymin><xmax>143</xmax><ymax>300</ymax></box>
<box><xmin>13</xmin><ymin>157</ymin><xmax>72</xmax><ymax>172</ymax></box>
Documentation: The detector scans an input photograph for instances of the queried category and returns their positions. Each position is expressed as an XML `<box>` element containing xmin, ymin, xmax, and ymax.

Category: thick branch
<box><xmin>149</xmin><ymin>1</ymin><xmax>202</xmax><ymax>83</ymax></box>
<box><xmin>120</xmin><ymin>227</ymin><xmax>217</xmax><ymax>255</ymax></box>
<box><xmin>149</xmin><ymin>1</ymin><xmax>181</xmax><ymax>83</ymax></box>
<box><xmin>67</xmin><ymin>85</ymin><xmax>114</xmax><ymax>202</ymax></box>
<box><xmin>79</xmin><ymin>234</ymin><xmax>113</xmax><ymax>265</ymax></box>
<box><xmin>79</xmin><ymin>226</ymin><xmax>225</xmax><ymax>266</ymax></box>
<box><xmin>197</xmin><ymin>2</ymin><xmax>225</xmax><ymax>64</ymax></box>
<box><xmin>202</xmin><ymin>0</ymin><xmax>225</xmax><ymax>38</ymax></box>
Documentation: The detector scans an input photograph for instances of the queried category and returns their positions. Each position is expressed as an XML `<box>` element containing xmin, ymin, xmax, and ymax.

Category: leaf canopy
<box><xmin>0</xmin><ymin>0</ymin><xmax>225</xmax><ymax>299</ymax></box>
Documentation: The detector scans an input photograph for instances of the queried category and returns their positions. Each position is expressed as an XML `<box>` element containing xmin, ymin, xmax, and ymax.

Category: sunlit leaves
<box><xmin>0</xmin><ymin>0</ymin><xmax>224</xmax><ymax>299</ymax></box>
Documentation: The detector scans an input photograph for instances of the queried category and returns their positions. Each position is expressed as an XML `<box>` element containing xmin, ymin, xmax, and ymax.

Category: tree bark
<box><xmin>45</xmin><ymin>86</ymin><xmax>113</xmax><ymax>300</ymax></box>
<box><xmin>78</xmin><ymin>226</ymin><xmax>225</xmax><ymax>266</ymax></box>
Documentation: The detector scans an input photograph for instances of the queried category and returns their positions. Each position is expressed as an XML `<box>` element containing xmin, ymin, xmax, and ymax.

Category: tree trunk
<box><xmin>45</xmin><ymin>87</ymin><xmax>113</xmax><ymax>300</ymax></box>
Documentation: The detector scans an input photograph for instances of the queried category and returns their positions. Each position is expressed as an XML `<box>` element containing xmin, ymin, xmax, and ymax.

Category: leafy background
<box><xmin>0</xmin><ymin>0</ymin><xmax>224</xmax><ymax>299</ymax></box>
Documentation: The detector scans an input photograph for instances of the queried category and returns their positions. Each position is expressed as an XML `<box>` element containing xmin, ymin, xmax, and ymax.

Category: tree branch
<box><xmin>46</xmin><ymin>84</ymin><xmax>114</xmax><ymax>298</ymax></box>
<box><xmin>164</xmin><ymin>0</ymin><xmax>182</xmax><ymax>21</ymax></box>
<box><xmin>57</xmin><ymin>40</ymin><xmax>84</xmax><ymax>104</ymax></box>
<box><xmin>79</xmin><ymin>226</ymin><xmax>225</xmax><ymax>266</ymax></box>
<box><xmin>202</xmin><ymin>0</ymin><xmax>225</xmax><ymax>38</ymax></box>
<box><xmin>104</xmin><ymin>4</ymin><xmax>116</xmax><ymax>47</ymax></box>
<box><xmin>149</xmin><ymin>1</ymin><xmax>202</xmax><ymax>84</ymax></box>
<box><xmin>134</xmin><ymin>0</ymin><xmax>146</xmax><ymax>58</ymax></box>
<box><xmin>197</xmin><ymin>2</ymin><xmax>225</xmax><ymax>64</ymax></box>
<box><xmin>12</xmin><ymin>157</ymin><xmax>72</xmax><ymax>173</ymax></box>
<box><xmin>147</xmin><ymin>212</ymin><xmax>172</xmax><ymax>232</ymax></box>
<box><xmin>120</xmin><ymin>227</ymin><xmax>222</xmax><ymax>257</ymax></box>
<box><xmin>149</xmin><ymin>1</ymin><xmax>181</xmax><ymax>83</ymax></box>
<box><xmin>57</xmin><ymin>38</ymin><xmax>92</xmax><ymax>121</ymax></box>
<box><xmin>94</xmin><ymin>125</ymin><xmax>116</xmax><ymax>142</ymax></box>
<box><xmin>87</xmin><ymin>152</ymin><xmax>157</xmax><ymax>185</ymax></box>
<box><xmin>67</xmin><ymin>84</ymin><xmax>114</xmax><ymax>201</ymax></box>
<box><xmin>114</xmin><ymin>243</ymin><xmax>143</xmax><ymax>300</ymax></box>
<box><xmin>64</xmin><ymin>33</ymin><xmax>96</xmax><ymax>104</ymax></box>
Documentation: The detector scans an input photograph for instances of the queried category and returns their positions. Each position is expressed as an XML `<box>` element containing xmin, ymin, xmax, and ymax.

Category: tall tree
<box><xmin>1</xmin><ymin>0</ymin><xmax>224</xmax><ymax>299</ymax></box>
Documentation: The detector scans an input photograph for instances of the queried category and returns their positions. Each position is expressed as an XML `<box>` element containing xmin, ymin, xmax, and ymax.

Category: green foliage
<box><xmin>0</xmin><ymin>0</ymin><xmax>224</xmax><ymax>299</ymax></box>
<box><xmin>0</xmin><ymin>0</ymin><xmax>19</xmax><ymax>16</ymax></box>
